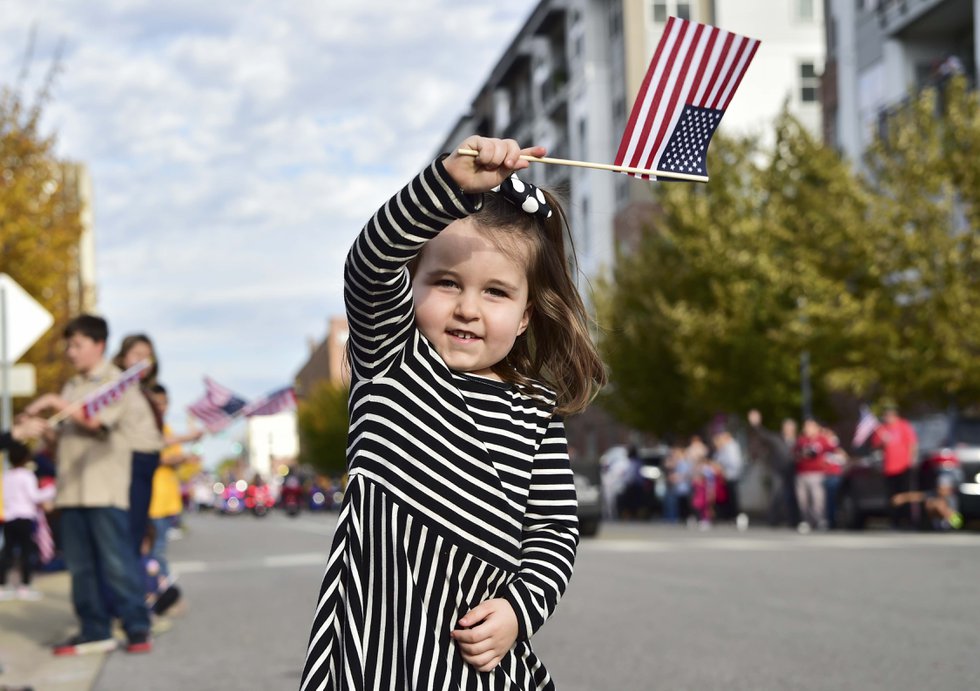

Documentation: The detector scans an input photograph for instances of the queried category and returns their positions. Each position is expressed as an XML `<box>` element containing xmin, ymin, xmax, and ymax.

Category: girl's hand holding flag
<box><xmin>444</xmin><ymin>135</ymin><xmax>545</xmax><ymax>192</ymax></box>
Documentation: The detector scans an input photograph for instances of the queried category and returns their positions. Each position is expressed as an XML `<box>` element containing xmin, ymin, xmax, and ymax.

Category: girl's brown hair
<box><xmin>472</xmin><ymin>189</ymin><xmax>606</xmax><ymax>415</ymax></box>
<box><xmin>113</xmin><ymin>333</ymin><xmax>159</xmax><ymax>388</ymax></box>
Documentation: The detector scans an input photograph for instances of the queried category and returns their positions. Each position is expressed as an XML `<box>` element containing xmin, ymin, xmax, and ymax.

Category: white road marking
<box><xmin>582</xmin><ymin>532</ymin><xmax>980</xmax><ymax>554</ymax></box>
<box><xmin>171</xmin><ymin>552</ymin><xmax>326</xmax><ymax>575</ymax></box>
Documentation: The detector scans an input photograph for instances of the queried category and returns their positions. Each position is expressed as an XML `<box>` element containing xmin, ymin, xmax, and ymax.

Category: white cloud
<box><xmin>1</xmin><ymin>0</ymin><xmax>532</xmax><ymax>462</ymax></box>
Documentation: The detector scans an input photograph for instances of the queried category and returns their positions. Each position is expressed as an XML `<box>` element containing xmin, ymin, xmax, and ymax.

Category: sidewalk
<box><xmin>0</xmin><ymin>572</ymin><xmax>105</xmax><ymax>691</ymax></box>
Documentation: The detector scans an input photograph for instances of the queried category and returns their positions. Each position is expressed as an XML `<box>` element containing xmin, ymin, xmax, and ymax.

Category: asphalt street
<box><xmin>93</xmin><ymin>512</ymin><xmax>980</xmax><ymax>691</ymax></box>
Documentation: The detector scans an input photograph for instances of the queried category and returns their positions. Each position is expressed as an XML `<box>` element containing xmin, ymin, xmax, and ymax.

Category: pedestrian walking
<box><xmin>25</xmin><ymin>314</ymin><xmax>152</xmax><ymax>655</ymax></box>
<box><xmin>300</xmin><ymin>136</ymin><xmax>605</xmax><ymax>690</ymax></box>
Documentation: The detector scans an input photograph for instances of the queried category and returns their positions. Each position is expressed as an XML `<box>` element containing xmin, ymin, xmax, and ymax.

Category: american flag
<box><xmin>242</xmin><ymin>386</ymin><xmax>297</xmax><ymax>417</ymax></box>
<box><xmin>614</xmin><ymin>16</ymin><xmax>760</xmax><ymax>180</ymax></box>
<box><xmin>82</xmin><ymin>359</ymin><xmax>151</xmax><ymax>419</ymax></box>
<box><xmin>852</xmin><ymin>405</ymin><xmax>881</xmax><ymax>448</ymax></box>
<box><xmin>187</xmin><ymin>376</ymin><xmax>247</xmax><ymax>433</ymax></box>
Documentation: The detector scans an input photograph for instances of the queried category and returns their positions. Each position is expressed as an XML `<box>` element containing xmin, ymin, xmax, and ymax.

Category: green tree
<box><xmin>599</xmin><ymin>84</ymin><xmax>980</xmax><ymax>436</ymax></box>
<box><xmin>296</xmin><ymin>381</ymin><xmax>349</xmax><ymax>477</ymax></box>
<box><xmin>858</xmin><ymin>76</ymin><xmax>980</xmax><ymax>407</ymax></box>
<box><xmin>598</xmin><ymin>114</ymin><xmax>877</xmax><ymax>434</ymax></box>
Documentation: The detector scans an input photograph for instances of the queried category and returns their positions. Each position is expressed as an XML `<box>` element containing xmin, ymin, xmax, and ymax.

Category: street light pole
<box><xmin>801</xmin><ymin>350</ymin><xmax>813</xmax><ymax>421</ymax></box>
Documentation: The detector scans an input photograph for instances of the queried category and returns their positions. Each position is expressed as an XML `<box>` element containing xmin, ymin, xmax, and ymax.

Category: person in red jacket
<box><xmin>793</xmin><ymin>419</ymin><xmax>837</xmax><ymax>533</ymax></box>
<box><xmin>871</xmin><ymin>401</ymin><xmax>918</xmax><ymax>528</ymax></box>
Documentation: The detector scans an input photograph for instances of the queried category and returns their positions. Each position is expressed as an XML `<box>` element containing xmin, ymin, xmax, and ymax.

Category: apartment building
<box><xmin>823</xmin><ymin>0</ymin><xmax>979</xmax><ymax>160</ymax></box>
<box><xmin>437</xmin><ymin>0</ymin><xmax>825</xmax><ymax>283</ymax></box>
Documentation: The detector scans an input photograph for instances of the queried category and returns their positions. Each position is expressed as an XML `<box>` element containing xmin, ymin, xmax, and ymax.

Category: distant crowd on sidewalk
<box><xmin>1</xmin><ymin>314</ymin><xmax>203</xmax><ymax>656</ymax></box>
<box><xmin>602</xmin><ymin>402</ymin><xmax>962</xmax><ymax>534</ymax></box>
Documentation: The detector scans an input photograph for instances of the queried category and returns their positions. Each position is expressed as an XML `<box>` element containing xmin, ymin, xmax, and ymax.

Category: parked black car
<box><xmin>607</xmin><ymin>445</ymin><xmax>669</xmax><ymax>521</ymax></box>
<box><xmin>571</xmin><ymin>455</ymin><xmax>602</xmax><ymax>537</ymax></box>
<box><xmin>837</xmin><ymin>412</ymin><xmax>980</xmax><ymax>530</ymax></box>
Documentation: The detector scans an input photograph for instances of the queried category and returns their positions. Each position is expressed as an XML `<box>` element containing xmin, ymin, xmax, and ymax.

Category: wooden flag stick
<box><xmin>48</xmin><ymin>399</ymin><xmax>84</xmax><ymax>426</ymax></box>
<box><xmin>456</xmin><ymin>148</ymin><xmax>708</xmax><ymax>183</ymax></box>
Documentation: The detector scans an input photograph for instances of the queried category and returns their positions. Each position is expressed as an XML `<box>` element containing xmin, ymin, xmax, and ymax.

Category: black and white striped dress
<box><xmin>300</xmin><ymin>159</ymin><xmax>579</xmax><ymax>691</ymax></box>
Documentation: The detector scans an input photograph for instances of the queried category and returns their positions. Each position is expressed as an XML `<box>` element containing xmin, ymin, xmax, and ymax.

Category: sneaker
<box><xmin>0</xmin><ymin>586</ymin><xmax>16</xmax><ymax>601</ymax></box>
<box><xmin>16</xmin><ymin>586</ymin><xmax>43</xmax><ymax>601</ymax></box>
<box><xmin>53</xmin><ymin>634</ymin><xmax>118</xmax><ymax>656</ymax></box>
<box><xmin>126</xmin><ymin>631</ymin><xmax>152</xmax><ymax>654</ymax></box>
<box><xmin>797</xmin><ymin>522</ymin><xmax>812</xmax><ymax>535</ymax></box>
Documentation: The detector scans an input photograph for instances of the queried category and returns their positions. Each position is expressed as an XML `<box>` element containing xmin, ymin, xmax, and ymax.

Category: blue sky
<box><xmin>1</xmin><ymin>0</ymin><xmax>533</xmax><ymax>460</ymax></box>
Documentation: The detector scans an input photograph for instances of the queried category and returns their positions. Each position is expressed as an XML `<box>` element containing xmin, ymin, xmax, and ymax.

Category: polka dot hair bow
<box><xmin>491</xmin><ymin>174</ymin><xmax>553</xmax><ymax>220</ymax></box>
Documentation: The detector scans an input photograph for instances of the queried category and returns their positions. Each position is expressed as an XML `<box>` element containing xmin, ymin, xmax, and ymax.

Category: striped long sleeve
<box><xmin>343</xmin><ymin>158</ymin><xmax>480</xmax><ymax>381</ymax></box>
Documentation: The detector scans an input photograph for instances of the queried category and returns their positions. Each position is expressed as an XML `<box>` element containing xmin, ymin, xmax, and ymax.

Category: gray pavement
<box><xmin>5</xmin><ymin>513</ymin><xmax>978</xmax><ymax>690</ymax></box>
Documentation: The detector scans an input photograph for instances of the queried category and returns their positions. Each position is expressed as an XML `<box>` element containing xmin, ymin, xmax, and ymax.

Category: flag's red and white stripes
<box><xmin>187</xmin><ymin>376</ymin><xmax>247</xmax><ymax>433</ymax></box>
<box><xmin>82</xmin><ymin>359</ymin><xmax>151</xmax><ymax>419</ymax></box>
<box><xmin>852</xmin><ymin>405</ymin><xmax>881</xmax><ymax>448</ymax></box>
<box><xmin>615</xmin><ymin>16</ymin><xmax>760</xmax><ymax>177</ymax></box>
<box><xmin>242</xmin><ymin>386</ymin><xmax>297</xmax><ymax>417</ymax></box>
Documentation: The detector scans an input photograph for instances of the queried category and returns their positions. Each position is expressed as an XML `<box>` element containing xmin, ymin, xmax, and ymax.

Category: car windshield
<box><xmin>953</xmin><ymin>419</ymin><xmax>980</xmax><ymax>446</ymax></box>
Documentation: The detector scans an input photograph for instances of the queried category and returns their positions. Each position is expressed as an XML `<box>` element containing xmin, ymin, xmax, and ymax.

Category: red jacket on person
<box><xmin>871</xmin><ymin>419</ymin><xmax>917</xmax><ymax>476</ymax></box>
<box><xmin>794</xmin><ymin>434</ymin><xmax>836</xmax><ymax>474</ymax></box>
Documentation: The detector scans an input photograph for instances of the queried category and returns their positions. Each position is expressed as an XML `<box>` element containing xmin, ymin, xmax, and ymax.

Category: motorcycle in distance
<box><xmin>245</xmin><ymin>474</ymin><xmax>276</xmax><ymax>518</ymax></box>
<box><xmin>280</xmin><ymin>475</ymin><xmax>305</xmax><ymax>517</ymax></box>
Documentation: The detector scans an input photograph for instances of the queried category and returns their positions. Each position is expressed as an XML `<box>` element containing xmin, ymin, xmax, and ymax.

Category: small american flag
<box><xmin>82</xmin><ymin>359</ymin><xmax>151</xmax><ymax>419</ymax></box>
<box><xmin>615</xmin><ymin>16</ymin><xmax>760</xmax><ymax>180</ymax></box>
<box><xmin>242</xmin><ymin>386</ymin><xmax>297</xmax><ymax>417</ymax></box>
<box><xmin>187</xmin><ymin>376</ymin><xmax>247</xmax><ymax>433</ymax></box>
<box><xmin>852</xmin><ymin>405</ymin><xmax>881</xmax><ymax>448</ymax></box>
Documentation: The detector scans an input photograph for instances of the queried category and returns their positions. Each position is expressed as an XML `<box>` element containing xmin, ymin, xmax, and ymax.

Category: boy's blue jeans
<box><xmin>60</xmin><ymin>507</ymin><xmax>150</xmax><ymax>641</ymax></box>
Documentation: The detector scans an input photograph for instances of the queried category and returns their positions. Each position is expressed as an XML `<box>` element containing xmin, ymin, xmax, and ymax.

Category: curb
<box><xmin>0</xmin><ymin>572</ymin><xmax>106</xmax><ymax>691</ymax></box>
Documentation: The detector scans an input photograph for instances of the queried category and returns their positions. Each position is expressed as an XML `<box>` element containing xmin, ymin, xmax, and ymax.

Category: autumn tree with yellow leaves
<box><xmin>1</xmin><ymin>76</ymin><xmax>87</xmax><ymax>406</ymax></box>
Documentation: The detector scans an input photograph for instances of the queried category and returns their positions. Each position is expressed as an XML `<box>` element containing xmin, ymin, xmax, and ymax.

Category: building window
<box><xmin>578</xmin><ymin>117</ymin><xmax>587</xmax><ymax>146</ymax></box>
<box><xmin>796</xmin><ymin>0</ymin><xmax>815</xmax><ymax>21</ymax></box>
<box><xmin>653</xmin><ymin>0</ymin><xmax>690</xmax><ymax>24</ymax></box>
<box><xmin>613</xmin><ymin>95</ymin><xmax>627</xmax><ymax>121</ymax></box>
<box><xmin>800</xmin><ymin>61</ymin><xmax>819</xmax><ymax>102</ymax></box>
<box><xmin>610</xmin><ymin>6</ymin><xmax>623</xmax><ymax>36</ymax></box>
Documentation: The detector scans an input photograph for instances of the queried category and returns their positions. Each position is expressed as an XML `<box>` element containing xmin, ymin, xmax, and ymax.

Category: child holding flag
<box><xmin>25</xmin><ymin>314</ymin><xmax>152</xmax><ymax>655</ymax></box>
<box><xmin>301</xmin><ymin>137</ymin><xmax>605</xmax><ymax>690</ymax></box>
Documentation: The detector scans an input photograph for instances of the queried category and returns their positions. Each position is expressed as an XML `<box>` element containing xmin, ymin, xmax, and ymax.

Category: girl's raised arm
<box><xmin>343</xmin><ymin>158</ymin><xmax>480</xmax><ymax>380</ymax></box>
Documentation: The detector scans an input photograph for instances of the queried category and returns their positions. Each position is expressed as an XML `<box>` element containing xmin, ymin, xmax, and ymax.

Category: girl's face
<box><xmin>412</xmin><ymin>218</ymin><xmax>531</xmax><ymax>379</ymax></box>
<box><xmin>125</xmin><ymin>340</ymin><xmax>154</xmax><ymax>370</ymax></box>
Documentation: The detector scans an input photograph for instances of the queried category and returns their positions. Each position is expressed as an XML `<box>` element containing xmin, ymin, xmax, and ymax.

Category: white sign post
<box><xmin>0</xmin><ymin>273</ymin><xmax>55</xmax><ymax>433</ymax></box>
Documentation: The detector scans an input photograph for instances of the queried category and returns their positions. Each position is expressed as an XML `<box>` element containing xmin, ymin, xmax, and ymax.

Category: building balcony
<box><xmin>876</xmin><ymin>0</ymin><xmax>972</xmax><ymax>38</ymax></box>
<box><xmin>875</xmin><ymin>70</ymin><xmax>973</xmax><ymax>140</ymax></box>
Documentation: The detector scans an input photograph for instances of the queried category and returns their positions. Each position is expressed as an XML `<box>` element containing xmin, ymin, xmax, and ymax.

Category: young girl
<box><xmin>0</xmin><ymin>442</ymin><xmax>55</xmax><ymax>600</ymax></box>
<box><xmin>301</xmin><ymin>137</ymin><xmax>605</xmax><ymax>690</ymax></box>
<box><xmin>113</xmin><ymin>334</ymin><xmax>165</xmax><ymax>556</ymax></box>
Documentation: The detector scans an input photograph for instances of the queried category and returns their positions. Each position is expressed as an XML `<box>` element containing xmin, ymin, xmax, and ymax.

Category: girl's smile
<box><xmin>412</xmin><ymin>217</ymin><xmax>531</xmax><ymax>379</ymax></box>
